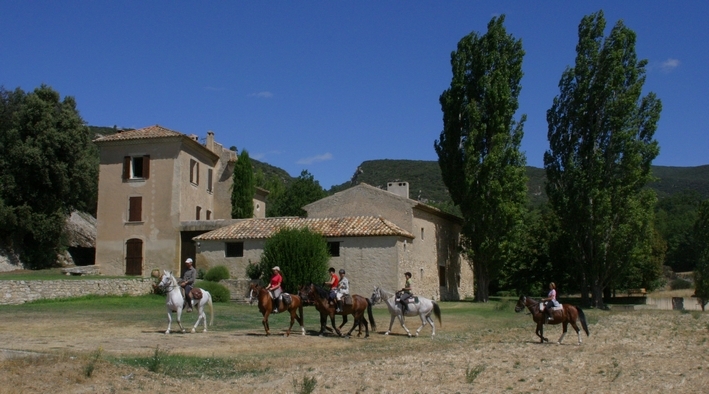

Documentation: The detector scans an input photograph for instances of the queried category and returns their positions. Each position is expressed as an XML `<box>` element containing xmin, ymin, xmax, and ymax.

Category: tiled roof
<box><xmin>94</xmin><ymin>125</ymin><xmax>184</xmax><ymax>142</ymax></box>
<box><xmin>193</xmin><ymin>216</ymin><xmax>415</xmax><ymax>241</ymax></box>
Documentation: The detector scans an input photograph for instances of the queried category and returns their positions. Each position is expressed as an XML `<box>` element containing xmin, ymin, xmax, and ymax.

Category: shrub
<box><xmin>196</xmin><ymin>280</ymin><xmax>230</xmax><ymax>302</ymax></box>
<box><xmin>670</xmin><ymin>278</ymin><xmax>692</xmax><ymax>290</ymax></box>
<box><xmin>245</xmin><ymin>260</ymin><xmax>261</xmax><ymax>280</ymax></box>
<box><xmin>260</xmin><ymin>227</ymin><xmax>330</xmax><ymax>293</ymax></box>
<box><xmin>197</xmin><ymin>268</ymin><xmax>206</xmax><ymax>280</ymax></box>
<box><xmin>204</xmin><ymin>265</ymin><xmax>230</xmax><ymax>282</ymax></box>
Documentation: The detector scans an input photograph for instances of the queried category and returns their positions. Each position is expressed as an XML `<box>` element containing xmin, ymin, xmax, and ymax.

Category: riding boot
<box><xmin>336</xmin><ymin>300</ymin><xmax>343</xmax><ymax>313</ymax></box>
<box><xmin>273</xmin><ymin>299</ymin><xmax>279</xmax><ymax>313</ymax></box>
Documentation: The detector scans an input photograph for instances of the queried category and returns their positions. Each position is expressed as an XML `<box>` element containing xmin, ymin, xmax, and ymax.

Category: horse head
<box><xmin>158</xmin><ymin>270</ymin><xmax>175</xmax><ymax>289</ymax></box>
<box><xmin>370</xmin><ymin>286</ymin><xmax>382</xmax><ymax>304</ymax></box>
<box><xmin>514</xmin><ymin>295</ymin><xmax>527</xmax><ymax>313</ymax></box>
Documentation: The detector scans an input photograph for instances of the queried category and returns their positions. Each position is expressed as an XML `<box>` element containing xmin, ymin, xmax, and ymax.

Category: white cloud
<box><xmin>296</xmin><ymin>153</ymin><xmax>333</xmax><ymax>165</ymax></box>
<box><xmin>660</xmin><ymin>58</ymin><xmax>680</xmax><ymax>72</ymax></box>
<box><xmin>248</xmin><ymin>91</ymin><xmax>273</xmax><ymax>98</ymax></box>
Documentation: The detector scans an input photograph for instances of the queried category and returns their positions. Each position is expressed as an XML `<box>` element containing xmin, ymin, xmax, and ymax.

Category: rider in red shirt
<box><xmin>324</xmin><ymin>267</ymin><xmax>339</xmax><ymax>308</ymax></box>
<box><xmin>265</xmin><ymin>266</ymin><xmax>283</xmax><ymax>313</ymax></box>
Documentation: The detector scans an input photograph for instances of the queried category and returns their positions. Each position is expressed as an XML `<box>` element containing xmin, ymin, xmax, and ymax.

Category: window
<box><xmin>190</xmin><ymin>159</ymin><xmax>199</xmax><ymax>185</ymax></box>
<box><xmin>122</xmin><ymin>155</ymin><xmax>150</xmax><ymax>180</ymax></box>
<box><xmin>225</xmin><ymin>242</ymin><xmax>244</xmax><ymax>257</ymax></box>
<box><xmin>206</xmin><ymin>210</ymin><xmax>212</xmax><ymax>220</ymax></box>
<box><xmin>438</xmin><ymin>265</ymin><xmax>447</xmax><ymax>287</ymax></box>
<box><xmin>421</xmin><ymin>227</ymin><xmax>425</xmax><ymax>240</ymax></box>
<box><xmin>207</xmin><ymin>168</ymin><xmax>213</xmax><ymax>193</ymax></box>
<box><xmin>328</xmin><ymin>242</ymin><xmax>340</xmax><ymax>257</ymax></box>
<box><xmin>196</xmin><ymin>206</ymin><xmax>201</xmax><ymax>220</ymax></box>
<box><xmin>128</xmin><ymin>196</ymin><xmax>142</xmax><ymax>222</ymax></box>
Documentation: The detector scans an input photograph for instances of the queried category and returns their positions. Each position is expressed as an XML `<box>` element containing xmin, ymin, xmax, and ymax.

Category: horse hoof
<box><xmin>203</xmin><ymin>329</ymin><xmax>207</xmax><ymax>333</ymax></box>
<box><xmin>385</xmin><ymin>332</ymin><xmax>390</xmax><ymax>336</ymax></box>
<box><xmin>191</xmin><ymin>328</ymin><xmax>196</xmax><ymax>333</ymax></box>
<box><xmin>164</xmin><ymin>330</ymin><xmax>170</xmax><ymax>335</ymax></box>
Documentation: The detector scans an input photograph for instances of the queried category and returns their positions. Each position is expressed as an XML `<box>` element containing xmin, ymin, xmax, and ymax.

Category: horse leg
<box><xmin>330</xmin><ymin>312</ymin><xmax>342</xmax><ymax>337</ymax></box>
<box><xmin>414</xmin><ymin>311</ymin><xmax>428</xmax><ymax>337</ymax></box>
<box><xmin>385</xmin><ymin>315</ymin><xmax>396</xmax><ymax>335</ymax></box>
<box><xmin>165</xmin><ymin>310</ymin><xmax>172</xmax><ymax>334</ymax></box>
<box><xmin>297</xmin><ymin>305</ymin><xmax>305</xmax><ymax>336</ymax></box>
<box><xmin>558</xmin><ymin>322</ymin><xmax>568</xmax><ymax>344</ymax></box>
<box><xmin>427</xmin><ymin>314</ymin><xmax>436</xmax><ymax>337</ymax></box>
<box><xmin>399</xmin><ymin>313</ymin><xmax>413</xmax><ymax>337</ymax></box>
<box><xmin>262</xmin><ymin>311</ymin><xmax>270</xmax><ymax>336</ymax></box>
<box><xmin>286</xmin><ymin>309</ymin><xmax>296</xmax><ymax>337</ymax></box>
<box><xmin>569</xmin><ymin>320</ymin><xmax>582</xmax><ymax>345</ymax></box>
<box><xmin>536</xmin><ymin>322</ymin><xmax>546</xmax><ymax>343</ymax></box>
<box><xmin>191</xmin><ymin>305</ymin><xmax>203</xmax><ymax>333</ymax></box>
<box><xmin>176</xmin><ymin>308</ymin><xmax>185</xmax><ymax>333</ymax></box>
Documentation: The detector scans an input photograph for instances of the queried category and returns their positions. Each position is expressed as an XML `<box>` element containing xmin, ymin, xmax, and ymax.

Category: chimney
<box><xmin>387</xmin><ymin>181</ymin><xmax>409</xmax><ymax>199</ymax></box>
<box><xmin>206</xmin><ymin>130</ymin><xmax>215</xmax><ymax>153</ymax></box>
<box><xmin>189</xmin><ymin>134</ymin><xmax>199</xmax><ymax>142</ymax></box>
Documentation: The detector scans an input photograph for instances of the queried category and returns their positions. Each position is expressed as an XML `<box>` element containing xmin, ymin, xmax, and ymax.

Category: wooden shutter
<box><xmin>196</xmin><ymin>162</ymin><xmax>200</xmax><ymax>185</ymax></box>
<box><xmin>123</xmin><ymin>157</ymin><xmax>131</xmax><ymax>180</ymax></box>
<box><xmin>207</xmin><ymin>168</ymin><xmax>213</xmax><ymax>192</ymax></box>
<box><xmin>143</xmin><ymin>155</ymin><xmax>150</xmax><ymax>179</ymax></box>
<box><xmin>125</xmin><ymin>238</ymin><xmax>143</xmax><ymax>275</ymax></box>
<box><xmin>190</xmin><ymin>160</ymin><xmax>195</xmax><ymax>183</ymax></box>
<box><xmin>129</xmin><ymin>196</ymin><xmax>142</xmax><ymax>222</ymax></box>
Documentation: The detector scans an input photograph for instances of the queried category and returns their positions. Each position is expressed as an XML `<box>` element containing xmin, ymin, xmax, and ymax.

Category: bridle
<box><xmin>159</xmin><ymin>274</ymin><xmax>178</xmax><ymax>293</ymax></box>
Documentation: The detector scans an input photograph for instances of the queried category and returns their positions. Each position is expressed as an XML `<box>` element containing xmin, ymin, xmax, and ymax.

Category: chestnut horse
<box><xmin>515</xmin><ymin>295</ymin><xmax>589</xmax><ymax>345</ymax></box>
<box><xmin>302</xmin><ymin>284</ymin><xmax>375</xmax><ymax>338</ymax></box>
<box><xmin>248</xmin><ymin>283</ymin><xmax>305</xmax><ymax>336</ymax></box>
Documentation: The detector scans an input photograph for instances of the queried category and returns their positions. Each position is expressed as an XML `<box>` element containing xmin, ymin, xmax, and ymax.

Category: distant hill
<box><xmin>328</xmin><ymin>160</ymin><xmax>709</xmax><ymax>207</ymax></box>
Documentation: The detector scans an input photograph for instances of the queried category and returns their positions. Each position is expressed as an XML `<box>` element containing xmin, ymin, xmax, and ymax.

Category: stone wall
<box><xmin>0</xmin><ymin>278</ymin><xmax>154</xmax><ymax>305</ymax></box>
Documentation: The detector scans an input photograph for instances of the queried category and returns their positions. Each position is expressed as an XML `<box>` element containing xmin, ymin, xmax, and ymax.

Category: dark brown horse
<box><xmin>302</xmin><ymin>284</ymin><xmax>375</xmax><ymax>338</ymax></box>
<box><xmin>515</xmin><ymin>295</ymin><xmax>589</xmax><ymax>345</ymax></box>
<box><xmin>248</xmin><ymin>283</ymin><xmax>304</xmax><ymax>336</ymax></box>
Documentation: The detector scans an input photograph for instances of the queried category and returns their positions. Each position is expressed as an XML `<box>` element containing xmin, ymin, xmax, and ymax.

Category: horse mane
<box><xmin>313</xmin><ymin>284</ymin><xmax>329</xmax><ymax>299</ymax></box>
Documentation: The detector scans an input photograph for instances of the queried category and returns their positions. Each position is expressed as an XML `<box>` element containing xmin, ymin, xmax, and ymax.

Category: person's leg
<box><xmin>185</xmin><ymin>285</ymin><xmax>193</xmax><ymax>312</ymax></box>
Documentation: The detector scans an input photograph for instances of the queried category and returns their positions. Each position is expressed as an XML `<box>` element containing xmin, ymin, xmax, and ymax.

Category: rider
<box><xmin>542</xmin><ymin>282</ymin><xmax>559</xmax><ymax>322</ymax></box>
<box><xmin>179</xmin><ymin>258</ymin><xmax>196</xmax><ymax>312</ymax></box>
<box><xmin>324</xmin><ymin>267</ymin><xmax>339</xmax><ymax>309</ymax></box>
<box><xmin>398</xmin><ymin>272</ymin><xmax>413</xmax><ymax>311</ymax></box>
<box><xmin>265</xmin><ymin>266</ymin><xmax>283</xmax><ymax>313</ymax></box>
<box><xmin>335</xmin><ymin>269</ymin><xmax>349</xmax><ymax>312</ymax></box>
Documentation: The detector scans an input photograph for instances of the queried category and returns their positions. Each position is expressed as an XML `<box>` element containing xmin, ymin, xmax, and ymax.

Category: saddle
<box><xmin>282</xmin><ymin>293</ymin><xmax>292</xmax><ymax>305</ymax></box>
<box><xmin>343</xmin><ymin>294</ymin><xmax>353</xmax><ymax>306</ymax></box>
<box><xmin>190</xmin><ymin>288</ymin><xmax>203</xmax><ymax>301</ymax></box>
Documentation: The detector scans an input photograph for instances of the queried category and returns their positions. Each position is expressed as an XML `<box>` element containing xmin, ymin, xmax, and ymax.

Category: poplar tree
<box><xmin>435</xmin><ymin>16</ymin><xmax>528</xmax><ymax>302</ymax></box>
<box><xmin>544</xmin><ymin>11</ymin><xmax>661</xmax><ymax>308</ymax></box>
<box><xmin>231</xmin><ymin>150</ymin><xmax>255</xmax><ymax>219</ymax></box>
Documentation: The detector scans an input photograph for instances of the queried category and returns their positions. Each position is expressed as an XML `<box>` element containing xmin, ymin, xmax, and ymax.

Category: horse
<box><xmin>248</xmin><ymin>283</ymin><xmax>305</xmax><ymax>336</ymax></box>
<box><xmin>158</xmin><ymin>270</ymin><xmax>213</xmax><ymax>334</ymax></box>
<box><xmin>514</xmin><ymin>295</ymin><xmax>589</xmax><ymax>345</ymax></box>
<box><xmin>370</xmin><ymin>287</ymin><xmax>441</xmax><ymax>337</ymax></box>
<box><xmin>302</xmin><ymin>283</ymin><xmax>375</xmax><ymax>338</ymax></box>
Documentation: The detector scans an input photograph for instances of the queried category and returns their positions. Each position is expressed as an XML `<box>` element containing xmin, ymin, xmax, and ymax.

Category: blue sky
<box><xmin>2</xmin><ymin>2</ymin><xmax>707</xmax><ymax>189</ymax></box>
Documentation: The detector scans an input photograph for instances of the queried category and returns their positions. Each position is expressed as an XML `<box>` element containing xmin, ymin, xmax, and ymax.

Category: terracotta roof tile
<box><xmin>193</xmin><ymin>216</ymin><xmax>415</xmax><ymax>241</ymax></box>
<box><xmin>94</xmin><ymin>125</ymin><xmax>184</xmax><ymax>142</ymax></box>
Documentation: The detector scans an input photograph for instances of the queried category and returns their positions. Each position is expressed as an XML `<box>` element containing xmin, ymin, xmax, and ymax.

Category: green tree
<box><xmin>655</xmin><ymin>190</ymin><xmax>702</xmax><ymax>272</ymax></box>
<box><xmin>693</xmin><ymin>200</ymin><xmax>709</xmax><ymax>311</ymax></box>
<box><xmin>0</xmin><ymin>85</ymin><xmax>98</xmax><ymax>268</ymax></box>
<box><xmin>544</xmin><ymin>11</ymin><xmax>662</xmax><ymax>308</ymax></box>
<box><xmin>257</xmin><ymin>227</ymin><xmax>330</xmax><ymax>293</ymax></box>
<box><xmin>269</xmin><ymin>170</ymin><xmax>326</xmax><ymax>217</ymax></box>
<box><xmin>231</xmin><ymin>149</ymin><xmax>255</xmax><ymax>219</ymax></box>
<box><xmin>434</xmin><ymin>15</ymin><xmax>528</xmax><ymax>302</ymax></box>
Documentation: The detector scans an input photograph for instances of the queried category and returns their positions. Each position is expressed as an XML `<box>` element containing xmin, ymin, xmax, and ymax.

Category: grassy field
<box><xmin>1</xmin><ymin>295</ymin><xmax>707</xmax><ymax>393</ymax></box>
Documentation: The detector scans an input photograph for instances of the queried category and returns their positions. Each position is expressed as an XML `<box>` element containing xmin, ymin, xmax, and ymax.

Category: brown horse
<box><xmin>302</xmin><ymin>284</ymin><xmax>375</xmax><ymax>338</ymax></box>
<box><xmin>515</xmin><ymin>295</ymin><xmax>589</xmax><ymax>345</ymax></box>
<box><xmin>248</xmin><ymin>283</ymin><xmax>305</xmax><ymax>336</ymax></box>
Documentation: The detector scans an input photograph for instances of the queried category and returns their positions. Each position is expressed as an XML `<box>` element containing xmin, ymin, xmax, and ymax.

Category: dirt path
<box><xmin>1</xmin><ymin>307</ymin><xmax>708</xmax><ymax>393</ymax></box>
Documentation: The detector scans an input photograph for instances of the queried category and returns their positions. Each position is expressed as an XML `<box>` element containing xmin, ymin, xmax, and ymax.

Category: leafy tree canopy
<box><xmin>0</xmin><ymin>85</ymin><xmax>98</xmax><ymax>268</ymax></box>
<box><xmin>231</xmin><ymin>149</ymin><xmax>255</xmax><ymax>219</ymax></box>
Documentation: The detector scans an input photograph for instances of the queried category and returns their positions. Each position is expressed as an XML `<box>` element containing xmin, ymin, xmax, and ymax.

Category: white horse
<box><xmin>370</xmin><ymin>287</ymin><xmax>441</xmax><ymax>337</ymax></box>
<box><xmin>158</xmin><ymin>270</ymin><xmax>214</xmax><ymax>334</ymax></box>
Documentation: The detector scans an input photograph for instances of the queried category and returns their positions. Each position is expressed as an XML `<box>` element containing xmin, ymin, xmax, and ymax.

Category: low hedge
<box><xmin>195</xmin><ymin>280</ymin><xmax>230</xmax><ymax>302</ymax></box>
<box><xmin>204</xmin><ymin>265</ymin><xmax>230</xmax><ymax>282</ymax></box>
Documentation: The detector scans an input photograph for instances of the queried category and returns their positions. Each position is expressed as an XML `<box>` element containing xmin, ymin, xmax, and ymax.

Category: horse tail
<box><xmin>433</xmin><ymin>301</ymin><xmax>442</xmax><ymax>327</ymax></box>
<box><xmin>577</xmin><ymin>306</ymin><xmax>589</xmax><ymax>336</ymax></box>
<box><xmin>366</xmin><ymin>298</ymin><xmax>376</xmax><ymax>332</ymax></box>
<box><xmin>207</xmin><ymin>293</ymin><xmax>214</xmax><ymax>326</ymax></box>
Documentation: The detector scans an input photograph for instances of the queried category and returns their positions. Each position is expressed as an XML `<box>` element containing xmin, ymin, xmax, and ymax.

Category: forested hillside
<box><xmin>328</xmin><ymin>160</ymin><xmax>709</xmax><ymax>208</ymax></box>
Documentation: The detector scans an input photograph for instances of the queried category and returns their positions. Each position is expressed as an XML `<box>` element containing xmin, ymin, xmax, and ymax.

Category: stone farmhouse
<box><xmin>93</xmin><ymin>125</ymin><xmax>474</xmax><ymax>301</ymax></box>
<box><xmin>194</xmin><ymin>183</ymin><xmax>474</xmax><ymax>301</ymax></box>
<box><xmin>93</xmin><ymin>125</ymin><xmax>266</xmax><ymax>277</ymax></box>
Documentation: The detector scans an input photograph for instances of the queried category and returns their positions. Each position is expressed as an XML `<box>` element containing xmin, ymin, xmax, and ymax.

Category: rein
<box><xmin>160</xmin><ymin>274</ymin><xmax>179</xmax><ymax>293</ymax></box>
